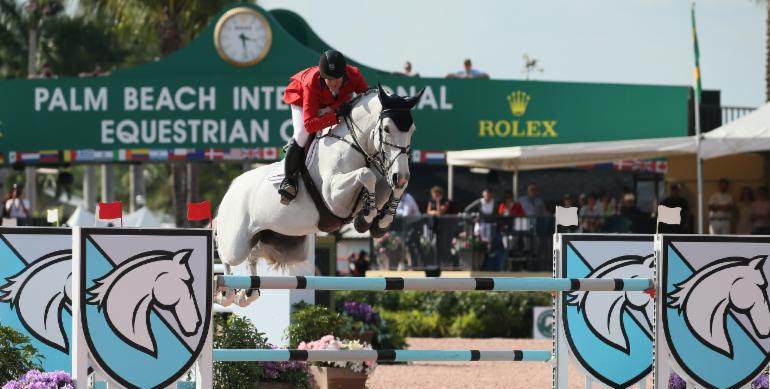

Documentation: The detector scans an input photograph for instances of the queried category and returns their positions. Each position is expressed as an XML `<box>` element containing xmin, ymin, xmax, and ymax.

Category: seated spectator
<box><xmin>751</xmin><ymin>187</ymin><xmax>770</xmax><ymax>235</ymax></box>
<box><xmin>517</xmin><ymin>183</ymin><xmax>548</xmax><ymax>217</ymax></box>
<box><xmin>562</xmin><ymin>194</ymin><xmax>575</xmax><ymax>208</ymax></box>
<box><xmin>397</xmin><ymin>61</ymin><xmax>419</xmax><ymax>77</ymax></box>
<box><xmin>446</xmin><ymin>58</ymin><xmax>489</xmax><ymax>79</ymax></box>
<box><xmin>598</xmin><ymin>191</ymin><xmax>616</xmax><ymax>216</ymax></box>
<box><xmin>579</xmin><ymin>193</ymin><xmax>602</xmax><ymax>232</ymax></box>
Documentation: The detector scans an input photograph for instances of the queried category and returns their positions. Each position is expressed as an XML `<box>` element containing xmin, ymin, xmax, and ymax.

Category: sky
<box><xmin>257</xmin><ymin>0</ymin><xmax>766</xmax><ymax>107</ymax></box>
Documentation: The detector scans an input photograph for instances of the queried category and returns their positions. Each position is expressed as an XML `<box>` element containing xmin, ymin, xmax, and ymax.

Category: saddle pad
<box><xmin>265</xmin><ymin>137</ymin><xmax>319</xmax><ymax>185</ymax></box>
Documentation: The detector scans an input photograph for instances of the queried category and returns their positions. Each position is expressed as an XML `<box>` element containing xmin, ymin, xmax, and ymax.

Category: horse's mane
<box><xmin>568</xmin><ymin>255</ymin><xmax>653</xmax><ymax>309</ymax></box>
<box><xmin>0</xmin><ymin>250</ymin><xmax>71</xmax><ymax>305</ymax></box>
<box><xmin>87</xmin><ymin>250</ymin><xmax>177</xmax><ymax>309</ymax></box>
<box><xmin>668</xmin><ymin>259</ymin><xmax>746</xmax><ymax>311</ymax></box>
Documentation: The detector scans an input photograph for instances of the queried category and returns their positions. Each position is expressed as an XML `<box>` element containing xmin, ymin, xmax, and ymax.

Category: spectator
<box><xmin>579</xmin><ymin>193</ymin><xmax>602</xmax><ymax>232</ymax></box>
<box><xmin>352</xmin><ymin>250</ymin><xmax>370</xmax><ymax>277</ymax></box>
<box><xmin>562</xmin><ymin>194</ymin><xmax>575</xmax><ymax>208</ymax></box>
<box><xmin>751</xmin><ymin>187</ymin><xmax>770</xmax><ymax>235</ymax></box>
<box><xmin>660</xmin><ymin>184</ymin><xmax>690</xmax><ymax>233</ymax></box>
<box><xmin>578</xmin><ymin>193</ymin><xmax>587</xmax><ymax>208</ymax></box>
<box><xmin>618</xmin><ymin>193</ymin><xmax>648</xmax><ymax>233</ymax></box>
<box><xmin>446</xmin><ymin>58</ymin><xmax>489</xmax><ymax>79</ymax></box>
<box><xmin>397</xmin><ymin>61</ymin><xmax>419</xmax><ymax>77</ymax></box>
<box><xmin>426</xmin><ymin>186</ymin><xmax>451</xmax><ymax>215</ymax></box>
<box><xmin>736</xmin><ymin>187</ymin><xmax>754</xmax><ymax>235</ymax></box>
<box><xmin>395</xmin><ymin>192</ymin><xmax>421</xmax><ymax>268</ymax></box>
<box><xmin>79</xmin><ymin>65</ymin><xmax>110</xmax><ymax>78</ymax></box>
<box><xmin>518</xmin><ymin>183</ymin><xmax>548</xmax><ymax>217</ymax></box>
<box><xmin>708</xmin><ymin>178</ymin><xmax>734</xmax><ymax>235</ymax></box>
<box><xmin>4</xmin><ymin>184</ymin><xmax>30</xmax><ymax>226</ymax></box>
<box><xmin>497</xmin><ymin>191</ymin><xmax>525</xmax><ymax>217</ymax></box>
<box><xmin>598</xmin><ymin>191</ymin><xmax>616</xmax><ymax>216</ymax></box>
<box><xmin>465</xmin><ymin>189</ymin><xmax>496</xmax><ymax>242</ymax></box>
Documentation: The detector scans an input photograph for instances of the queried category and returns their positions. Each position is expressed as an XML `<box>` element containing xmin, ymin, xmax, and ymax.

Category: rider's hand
<box><xmin>336</xmin><ymin>102</ymin><xmax>352</xmax><ymax>120</ymax></box>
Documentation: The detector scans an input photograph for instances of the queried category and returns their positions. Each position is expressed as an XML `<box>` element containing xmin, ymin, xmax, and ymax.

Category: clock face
<box><xmin>214</xmin><ymin>8</ymin><xmax>272</xmax><ymax>67</ymax></box>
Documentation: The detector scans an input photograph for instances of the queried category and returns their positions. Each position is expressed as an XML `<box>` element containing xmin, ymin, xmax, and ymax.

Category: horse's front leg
<box><xmin>328</xmin><ymin>167</ymin><xmax>378</xmax><ymax>232</ymax></box>
<box><xmin>370</xmin><ymin>192</ymin><xmax>401</xmax><ymax>238</ymax></box>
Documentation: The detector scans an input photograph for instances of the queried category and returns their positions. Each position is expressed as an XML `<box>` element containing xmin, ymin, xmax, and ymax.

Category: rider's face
<box><xmin>324</xmin><ymin>77</ymin><xmax>343</xmax><ymax>94</ymax></box>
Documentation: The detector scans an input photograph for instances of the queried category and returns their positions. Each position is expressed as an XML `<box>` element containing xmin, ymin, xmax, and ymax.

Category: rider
<box><xmin>279</xmin><ymin>50</ymin><xmax>370</xmax><ymax>204</ymax></box>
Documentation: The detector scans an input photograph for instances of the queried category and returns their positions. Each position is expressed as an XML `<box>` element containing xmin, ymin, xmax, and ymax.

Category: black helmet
<box><xmin>319</xmin><ymin>50</ymin><xmax>346</xmax><ymax>79</ymax></box>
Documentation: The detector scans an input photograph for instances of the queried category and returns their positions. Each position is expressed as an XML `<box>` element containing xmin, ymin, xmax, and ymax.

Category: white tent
<box><xmin>445</xmin><ymin>136</ymin><xmax>696</xmax><ymax>171</ymax></box>
<box><xmin>66</xmin><ymin>206</ymin><xmax>96</xmax><ymax>226</ymax></box>
<box><xmin>700</xmin><ymin>102</ymin><xmax>770</xmax><ymax>159</ymax></box>
<box><xmin>123</xmin><ymin>207</ymin><xmax>162</xmax><ymax>228</ymax></box>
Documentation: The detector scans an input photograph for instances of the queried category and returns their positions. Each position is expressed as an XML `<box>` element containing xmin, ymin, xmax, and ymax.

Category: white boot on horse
<box><xmin>214</xmin><ymin>84</ymin><xmax>424</xmax><ymax>307</ymax></box>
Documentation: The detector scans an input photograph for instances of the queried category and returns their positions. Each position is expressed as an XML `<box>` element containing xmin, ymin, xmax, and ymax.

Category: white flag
<box><xmin>555</xmin><ymin>206</ymin><xmax>579</xmax><ymax>227</ymax></box>
<box><xmin>657</xmin><ymin>205</ymin><xmax>682</xmax><ymax>225</ymax></box>
<box><xmin>47</xmin><ymin>209</ymin><xmax>59</xmax><ymax>223</ymax></box>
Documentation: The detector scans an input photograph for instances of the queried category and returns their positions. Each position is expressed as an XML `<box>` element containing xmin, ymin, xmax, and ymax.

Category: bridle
<box><xmin>319</xmin><ymin>98</ymin><xmax>413</xmax><ymax>217</ymax></box>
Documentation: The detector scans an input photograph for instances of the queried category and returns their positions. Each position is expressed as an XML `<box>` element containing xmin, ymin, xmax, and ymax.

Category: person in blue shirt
<box><xmin>446</xmin><ymin>59</ymin><xmax>489</xmax><ymax>79</ymax></box>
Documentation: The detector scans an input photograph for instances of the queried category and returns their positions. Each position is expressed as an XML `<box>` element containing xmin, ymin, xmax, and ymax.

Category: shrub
<box><xmin>286</xmin><ymin>302</ymin><xmax>343</xmax><ymax>348</ymax></box>
<box><xmin>448</xmin><ymin>311</ymin><xmax>486</xmax><ymax>338</ymax></box>
<box><xmin>0</xmin><ymin>324</ymin><xmax>43</xmax><ymax>385</ymax></box>
<box><xmin>213</xmin><ymin>315</ymin><xmax>267</xmax><ymax>389</ymax></box>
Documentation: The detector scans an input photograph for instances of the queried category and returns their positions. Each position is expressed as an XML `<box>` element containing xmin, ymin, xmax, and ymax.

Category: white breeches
<box><xmin>291</xmin><ymin>105</ymin><xmax>309</xmax><ymax>146</ymax></box>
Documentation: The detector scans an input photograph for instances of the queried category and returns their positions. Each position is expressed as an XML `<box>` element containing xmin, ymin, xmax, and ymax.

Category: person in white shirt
<box><xmin>709</xmin><ymin>178</ymin><xmax>734</xmax><ymax>235</ymax></box>
<box><xmin>4</xmin><ymin>184</ymin><xmax>30</xmax><ymax>225</ymax></box>
<box><xmin>396</xmin><ymin>192</ymin><xmax>421</xmax><ymax>224</ymax></box>
<box><xmin>395</xmin><ymin>192</ymin><xmax>422</xmax><ymax>269</ymax></box>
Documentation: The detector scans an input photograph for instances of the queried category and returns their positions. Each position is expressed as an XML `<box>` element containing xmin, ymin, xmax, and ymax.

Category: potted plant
<box><xmin>338</xmin><ymin>302</ymin><xmax>380</xmax><ymax>345</ymax></box>
<box><xmin>298</xmin><ymin>336</ymin><xmax>376</xmax><ymax>389</ymax></box>
<box><xmin>2</xmin><ymin>370</ymin><xmax>74</xmax><ymax>389</ymax></box>
<box><xmin>260</xmin><ymin>347</ymin><xmax>310</xmax><ymax>389</ymax></box>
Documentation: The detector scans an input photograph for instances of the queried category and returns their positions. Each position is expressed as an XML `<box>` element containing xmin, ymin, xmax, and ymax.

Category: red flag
<box><xmin>97</xmin><ymin>201</ymin><xmax>123</xmax><ymax>220</ymax></box>
<box><xmin>187</xmin><ymin>201</ymin><xmax>212</xmax><ymax>221</ymax></box>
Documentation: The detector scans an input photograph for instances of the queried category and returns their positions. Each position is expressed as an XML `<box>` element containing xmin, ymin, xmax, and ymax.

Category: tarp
<box><xmin>700</xmin><ymin>103</ymin><xmax>770</xmax><ymax>159</ymax></box>
<box><xmin>445</xmin><ymin>136</ymin><xmax>696</xmax><ymax>171</ymax></box>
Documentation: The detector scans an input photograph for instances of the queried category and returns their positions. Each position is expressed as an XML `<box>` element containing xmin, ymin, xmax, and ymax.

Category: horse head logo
<box><xmin>0</xmin><ymin>250</ymin><xmax>72</xmax><ymax>353</ymax></box>
<box><xmin>86</xmin><ymin>249</ymin><xmax>202</xmax><ymax>357</ymax></box>
<box><xmin>668</xmin><ymin>255</ymin><xmax>770</xmax><ymax>359</ymax></box>
<box><xmin>568</xmin><ymin>254</ymin><xmax>655</xmax><ymax>354</ymax></box>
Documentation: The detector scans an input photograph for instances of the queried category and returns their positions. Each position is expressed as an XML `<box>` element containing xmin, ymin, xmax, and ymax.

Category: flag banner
<box><xmin>97</xmin><ymin>201</ymin><xmax>123</xmax><ymax>221</ymax></box>
<box><xmin>657</xmin><ymin>205</ymin><xmax>682</xmax><ymax>225</ymax></box>
<box><xmin>187</xmin><ymin>201</ymin><xmax>212</xmax><ymax>221</ymax></box>
<box><xmin>555</xmin><ymin>206</ymin><xmax>579</xmax><ymax>227</ymax></box>
<box><xmin>46</xmin><ymin>209</ymin><xmax>59</xmax><ymax>223</ymax></box>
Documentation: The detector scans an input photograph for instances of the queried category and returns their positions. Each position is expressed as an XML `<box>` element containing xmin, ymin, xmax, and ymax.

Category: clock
<box><xmin>214</xmin><ymin>7</ymin><xmax>272</xmax><ymax>67</ymax></box>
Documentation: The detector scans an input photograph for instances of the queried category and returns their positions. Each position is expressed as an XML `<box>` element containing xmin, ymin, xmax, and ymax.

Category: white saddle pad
<box><xmin>266</xmin><ymin>138</ymin><xmax>319</xmax><ymax>185</ymax></box>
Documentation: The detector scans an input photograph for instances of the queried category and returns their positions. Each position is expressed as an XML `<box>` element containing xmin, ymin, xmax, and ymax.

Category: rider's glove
<box><xmin>336</xmin><ymin>101</ymin><xmax>352</xmax><ymax>120</ymax></box>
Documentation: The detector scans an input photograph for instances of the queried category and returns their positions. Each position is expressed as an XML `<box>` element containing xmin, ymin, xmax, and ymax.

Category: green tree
<box><xmin>0</xmin><ymin>324</ymin><xmax>43</xmax><ymax>384</ymax></box>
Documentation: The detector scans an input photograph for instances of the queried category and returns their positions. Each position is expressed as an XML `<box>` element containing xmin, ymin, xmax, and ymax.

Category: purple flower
<box><xmin>669</xmin><ymin>372</ymin><xmax>685</xmax><ymax>389</ymax></box>
<box><xmin>341</xmin><ymin>302</ymin><xmax>378</xmax><ymax>324</ymax></box>
<box><xmin>753</xmin><ymin>372</ymin><xmax>769</xmax><ymax>389</ymax></box>
<box><xmin>2</xmin><ymin>370</ymin><xmax>75</xmax><ymax>389</ymax></box>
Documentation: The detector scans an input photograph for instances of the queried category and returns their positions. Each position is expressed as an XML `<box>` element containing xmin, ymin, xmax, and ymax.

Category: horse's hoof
<box><xmin>235</xmin><ymin>289</ymin><xmax>260</xmax><ymax>307</ymax></box>
<box><xmin>369</xmin><ymin>218</ymin><xmax>388</xmax><ymax>238</ymax></box>
<box><xmin>214</xmin><ymin>288</ymin><xmax>235</xmax><ymax>307</ymax></box>
<box><xmin>354</xmin><ymin>214</ymin><xmax>371</xmax><ymax>233</ymax></box>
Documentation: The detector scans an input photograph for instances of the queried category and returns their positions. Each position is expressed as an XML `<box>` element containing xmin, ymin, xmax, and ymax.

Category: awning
<box><xmin>700</xmin><ymin>103</ymin><xmax>769</xmax><ymax>159</ymax></box>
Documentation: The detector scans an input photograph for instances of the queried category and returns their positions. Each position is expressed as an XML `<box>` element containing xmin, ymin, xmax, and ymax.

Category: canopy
<box><xmin>123</xmin><ymin>207</ymin><xmax>162</xmax><ymax>228</ymax></box>
<box><xmin>700</xmin><ymin>103</ymin><xmax>770</xmax><ymax>159</ymax></box>
<box><xmin>445</xmin><ymin>136</ymin><xmax>696</xmax><ymax>171</ymax></box>
<box><xmin>65</xmin><ymin>206</ymin><xmax>96</xmax><ymax>226</ymax></box>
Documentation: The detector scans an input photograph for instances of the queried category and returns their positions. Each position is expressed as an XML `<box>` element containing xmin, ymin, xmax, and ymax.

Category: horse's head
<box><xmin>375</xmin><ymin>83</ymin><xmax>424</xmax><ymax>195</ymax></box>
<box><xmin>730</xmin><ymin>255</ymin><xmax>770</xmax><ymax>337</ymax></box>
<box><xmin>152</xmin><ymin>249</ymin><xmax>201</xmax><ymax>336</ymax></box>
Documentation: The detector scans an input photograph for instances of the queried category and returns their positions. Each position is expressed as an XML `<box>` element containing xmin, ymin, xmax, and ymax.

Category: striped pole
<box><xmin>213</xmin><ymin>349</ymin><xmax>553</xmax><ymax>362</ymax></box>
<box><xmin>216</xmin><ymin>275</ymin><xmax>654</xmax><ymax>292</ymax></box>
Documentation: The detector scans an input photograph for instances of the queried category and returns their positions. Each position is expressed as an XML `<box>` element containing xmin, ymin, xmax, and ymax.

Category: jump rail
<box><xmin>215</xmin><ymin>275</ymin><xmax>654</xmax><ymax>292</ymax></box>
<box><xmin>212</xmin><ymin>349</ymin><xmax>553</xmax><ymax>362</ymax></box>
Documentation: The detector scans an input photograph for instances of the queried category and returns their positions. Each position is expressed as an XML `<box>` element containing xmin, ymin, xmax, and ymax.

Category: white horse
<box><xmin>86</xmin><ymin>249</ymin><xmax>202</xmax><ymax>357</ymax></box>
<box><xmin>568</xmin><ymin>254</ymin><xmax>655</xmax><ymax>354</ymax></box>
<box><xmin>0</xmin><ymin>250</ymin><xmax>72</xmax><ymax>353</ymax></box>
<box><xmin>668</xmin><ymin>255</ymin><xmax>770</xmax><ymax>358</ymax></box>
<box><xmin>215</xmin><ymin>85</ymin><xmax>423</xmax><ymax>307</ymax></box>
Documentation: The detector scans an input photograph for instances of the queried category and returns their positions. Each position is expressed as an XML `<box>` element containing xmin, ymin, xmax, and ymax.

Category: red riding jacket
<box><xmin>283</xmin><ymin>65</ymin><xmax>369</xmax><ymax>133</ymax></box>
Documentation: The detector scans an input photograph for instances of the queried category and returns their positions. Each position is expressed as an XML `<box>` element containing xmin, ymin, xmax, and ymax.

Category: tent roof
<box><xmin>445</xmin><ymin>136</ymin><xmax>696</xmax><ymax>171</ymax></box>
<box><xmin>123</xmin><ymin>207</ymin><xmax>162</xmax><ymax>228</ymax></box>
<box><xmin>701</xmin><ymin>103</ymin><xmax>770</xmax><ymax>159</ymax></box>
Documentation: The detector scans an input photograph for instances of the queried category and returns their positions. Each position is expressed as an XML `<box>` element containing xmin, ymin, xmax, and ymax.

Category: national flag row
<box><xmin>0</xmin><ymin>149</ymin><xmax>448</xmax><ymax>165</ymax></box>
<box><xmin>2</xmin><ymin>147</ymin><xmax>284</xmax><ymax>165</ymax></box>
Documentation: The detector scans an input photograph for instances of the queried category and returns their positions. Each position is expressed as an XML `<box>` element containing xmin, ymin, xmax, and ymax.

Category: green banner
<box><xmin>0</xmin><ymin>3</ymin><xmax>688</xmax><ymax>165</ymax></box>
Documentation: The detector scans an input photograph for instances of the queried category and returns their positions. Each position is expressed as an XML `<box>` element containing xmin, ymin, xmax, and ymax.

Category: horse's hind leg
<box><xmin>234</xmin><ymin>258</ymin><xmax>260</xmax><ymax>307</ymax></box>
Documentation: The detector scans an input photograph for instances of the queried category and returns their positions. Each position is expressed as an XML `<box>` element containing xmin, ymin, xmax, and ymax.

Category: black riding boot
<box><xmin>278</xmin><ymin>140</ymin><xmax>303</xmax><ymax>205</ymax></box>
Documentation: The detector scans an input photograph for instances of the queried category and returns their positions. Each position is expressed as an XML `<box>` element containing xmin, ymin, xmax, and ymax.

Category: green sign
<box><xmin>0</xmin><ymin>3</ymin><xmax>689</xmax><ymax>165</ymax></box>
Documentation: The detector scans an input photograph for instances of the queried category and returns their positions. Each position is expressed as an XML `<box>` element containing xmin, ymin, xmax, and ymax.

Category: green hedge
<box><xmin>333</xmin><ymin>291</ymin><xmax>552</xmax><ymax>338</ymax></box>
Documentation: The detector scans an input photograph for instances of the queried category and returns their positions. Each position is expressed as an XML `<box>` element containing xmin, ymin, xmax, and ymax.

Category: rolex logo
<box><xmin>507</xmin><ymin>91</ymin><xmax>531</xmax><ymax>117</ymax></box>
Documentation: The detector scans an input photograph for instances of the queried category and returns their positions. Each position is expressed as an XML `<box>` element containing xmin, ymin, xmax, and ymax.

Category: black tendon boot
<box><xmin>278</xmin><ymin>140</ymin><xmax>303</xmax><ymax>205</ymax></box>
